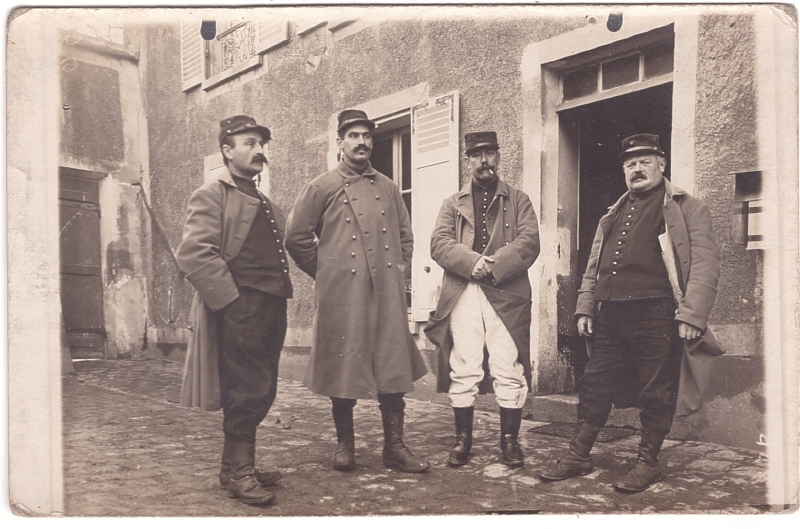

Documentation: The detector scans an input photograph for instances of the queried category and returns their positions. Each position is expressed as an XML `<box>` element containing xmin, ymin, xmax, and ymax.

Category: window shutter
<box><xmin>410</xmin><ymin>91</ymin><xmax>460</xmax><ymax>321</ymax></box>
<box><xmin>256</xmin><ymin>20</ymin><xmax>289</xmax><ymax>54</ymax></box>
<box><xmin>180</xmin><ymin>21</ymin><xmax>205</xmax><ymax>91</ymax></box>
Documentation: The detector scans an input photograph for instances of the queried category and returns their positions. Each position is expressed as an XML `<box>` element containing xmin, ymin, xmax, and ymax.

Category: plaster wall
<box><xmin>59</xmin><ymin>28</ymin><xmax>150</xmax><ymax>359</ymax></box>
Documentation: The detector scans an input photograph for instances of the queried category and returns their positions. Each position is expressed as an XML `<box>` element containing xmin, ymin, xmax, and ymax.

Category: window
<box><xmin>371</xmin><ymin>115</ymin><xmax>413</xmax><ymax>307</ymax></box>
<box><xmin>180</xmin><ymin>19</ymin><xmax>288</xmax><ymax>92</ymax></box>
<box><xmin>560</xmin><ymin>39</ymin><xmax>674</xmax><ymax>106</ymax></box>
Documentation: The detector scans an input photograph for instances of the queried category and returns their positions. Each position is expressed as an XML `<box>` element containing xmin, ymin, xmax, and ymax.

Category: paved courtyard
<box><xmin>62</xmin><ymin>359</ymin><xmax>770</xmax><ymax>517</ymax></box>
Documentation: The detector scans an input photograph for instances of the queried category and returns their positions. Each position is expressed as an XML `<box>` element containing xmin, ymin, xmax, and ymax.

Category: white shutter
<box><xmin>410</xmin><ymin>91</ymin><xmax>460</xmax><ymax>321</ymax></box>
<box><xmin>180</xmin><ymin>21</ymin><xmax>205</xmax><ymax>91</ymax></box>
<box><xmin>257</xmin><ymin>21</ymin><xmax>289</xmax><ymax>54</ymax></box>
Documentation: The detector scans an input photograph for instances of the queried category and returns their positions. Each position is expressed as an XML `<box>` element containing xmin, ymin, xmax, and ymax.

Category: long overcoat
<box><xmin>176</xmin><ymin>167</ymin><xmax>287</xmax><ymax>411</ymax></box>
<box><xmin>424</xmin><ymin>179</ymin><xmax>541</xmax><ymax>393</ymax></box>
<box><xmin>285</xmin><ymin>162</ymin><xmax>427</xmax><ymax>400</ymax></box>
<box><xmin>575</xmin><ymin>177</ymin><xmax>723</xmax><ymax>415</ymax></box>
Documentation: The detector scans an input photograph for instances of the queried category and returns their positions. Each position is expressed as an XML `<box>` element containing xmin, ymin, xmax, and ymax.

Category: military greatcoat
<box><xmin>285</xmin><ymin>161</ymin><xmax>427</xmax><ymax>400</ymax></box>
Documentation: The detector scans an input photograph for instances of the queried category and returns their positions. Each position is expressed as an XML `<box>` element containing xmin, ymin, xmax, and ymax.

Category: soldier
<box><xmin>285</xmin><ymin>109</ymin><xmax>429</xmax><ymax>473</ymax></box>
<box><xmin>177</xmin><ymin>115</ymin><xmax>292</xmax><ymax>506</ymax></box>
<box><xmin>535</xmin><ymin>134</ymin><xmax>721</xmax><ymax>492</ymax></box>
<box><xmin>425</xmin><ymin>131</ymin><xmax>540</xmax><ymax>468</ymax></box>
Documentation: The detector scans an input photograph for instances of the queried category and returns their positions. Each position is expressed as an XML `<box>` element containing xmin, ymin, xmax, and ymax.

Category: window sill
<box><xmin>201</xmin><ymin>55</ymin><xmax>262</xmax><ymax>91</ymax></box>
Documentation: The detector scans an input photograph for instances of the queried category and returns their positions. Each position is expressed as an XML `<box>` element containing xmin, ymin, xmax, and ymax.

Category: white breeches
<box><xmin>448</xmin><ymin>281</ymin><xmax>528</xmax><ymax>409</ymax></box>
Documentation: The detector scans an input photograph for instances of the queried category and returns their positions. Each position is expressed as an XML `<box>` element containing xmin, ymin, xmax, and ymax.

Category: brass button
<box><xmin>352</xmin><ymin>235</ymin><xmax>357</xmax><ymax>240</ymax></box>
<box><xmin>505</xmin><ymin>223</ymin><xmax>509</xmax><ymax>228</ymax></box>
<box><xmin>612</xmin><ymin>271</ymin><xmax>617</xmax><ymax>275</ymax></box>
<box><xmin>346</xmin><ymin>218</ymin><xmax>351</xmax><ymax>222</ymax></box>
<box><xmin>344</xmin><ymin>199</ymin><xmax>349</xmax><ymax>204</ymax></box>
<box><xmin>381</xmin><ymin>210</ymin><xmax>385</xmax><ymax>215</ymax></box>
<box><xmin>370</xmin><ymin>180</ymin><xmax>374</xmax><ymax>185</ymax></box>
<box><xmin>387</xmin><ymin>263</ymin><xmax>392</xmax><ymax>267</ymax></box>
<box><xmin>351</xmin><ymin>269</ymin><xmax>356</xmax><ymax>274</ymax></box>
<box><xmin>376</xmin><ymin>195</ymin><xmax>380</xmax><ymax>200</ymax></box>
<box><xmin>345</xmin><ymin>183</ymin><xmax>350</xmax><ymax>187</ymax></box>
<box><xmin>385</xmin><ymin>245</ymin><xmax>389</xmax><ymax>250</ymax></box>
<box><xmin>382</xmin><ymin>228</ymin><xmax>387</xmax><ymax>233</ymax></box>
<box><xmin>351</xmin><ymin>252</ymin><xmax>356</xmax><ymax>257</ymax></box>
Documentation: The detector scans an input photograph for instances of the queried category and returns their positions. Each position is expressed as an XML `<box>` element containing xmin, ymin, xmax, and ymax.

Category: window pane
<box><xmin>602</xmin><ymin>53</ymin><xmax>640</xmax><ymax>90</ymax></box>
<box><xmin>401</xmin><ymin>132</ymin><xmax>411</xmax><ymax>191</ymax></box>
<box><xmin>562</xmin><ymin>65</ymin><xmax>598</xmax><ymax>101</ymax></box>
<box><xmin>371</xmin><ymin>137</ymin><xmax>394</xmax><ymax>180</ymax></box>
<box><xmin>403</xmin><ymin>192</ymin><xmax>411</xmax><ymax>223</ymax></box>
<box><xmin>644</xmin><ymin>43</ymin><xmax>674</xmax><ymax>78</ymax></box>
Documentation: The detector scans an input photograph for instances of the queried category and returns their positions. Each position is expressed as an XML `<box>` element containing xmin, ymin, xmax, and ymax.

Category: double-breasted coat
<box><xmin>176</xmin><ymin>167</ymin><xmax>287</xmax><ymax>411</ymax></box>
<box><xmin>285</xmin><ymin>162</ymin><xmax>427</xmax><ymax>400</ymax></box>
<box><xmin>424</xmin><ymin>179</ymin><xmax>541</xmax><ymax>393</ymax></box>
<box><xmin>575</xmin><ymin>177</ymin><xmax>723</xmax><ymax>415</ymax></box>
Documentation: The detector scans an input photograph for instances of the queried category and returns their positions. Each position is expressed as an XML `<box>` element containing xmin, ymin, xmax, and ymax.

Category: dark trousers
<box><xmin>577</xmin><ymin>298</ymin><xmax>681</xmax><ymax>435</ymax></box>
<box><xmin>217</xmin><ymin>287</ymin><xmax>287</xmax><ymax>443</ymax></box>
<box><xmin>331</xmin><ymin>393</ymin><xmax>406</xmax><ymax>413</ymax></box>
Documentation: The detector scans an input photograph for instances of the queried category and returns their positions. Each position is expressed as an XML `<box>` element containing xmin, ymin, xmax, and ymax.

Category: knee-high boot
<box><xmin>499</xmin><ymin>407</ymin><xmax>524</xmax><ymax>468</ymax></box>
<box><xmin>381</xmin><ymin>409</ymin><xmax>430</xmax><ymax>473</ymax></box>
<box><xmin>448</xmin><ymin>407</ymin><xmax>474</xmax><ymax>467</ymax></box>
<box><xmin>331</xmin><ymin>400</ymin><xmax>356</xmax><ymax>471</ymax></box>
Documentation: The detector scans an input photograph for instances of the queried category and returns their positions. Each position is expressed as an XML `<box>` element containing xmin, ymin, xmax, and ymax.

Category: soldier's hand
<box><xmin>470</xmin><ymin>256</ymin><xmax>495</xmax><ymax>280</ymax></box>
<box><xmin>678</xmin><ymin>322</ymin><xmax>702</xmax><ymax>340</ymax></box>
<box><xmin>577</xmin><ymin>316</ymin><xmax>594</xmax><ymax>338</ymax></box>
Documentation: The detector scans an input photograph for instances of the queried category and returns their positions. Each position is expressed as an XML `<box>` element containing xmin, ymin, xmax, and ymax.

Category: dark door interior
<box><xmin>559</xmin><ymin>82</ymin><xmax>673</xmax><ymax>386</ymax></box>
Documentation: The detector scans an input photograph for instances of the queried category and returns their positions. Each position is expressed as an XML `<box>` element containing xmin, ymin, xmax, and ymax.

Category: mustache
<box><xmin>355</xmin><ymin>145</ymin><xmax>371</xmax><ymax>152</ymax></box>
<box><xmin>252</xmin><ymin>154</ymin><xmax>266</xmax><ymax>164</ymax></box>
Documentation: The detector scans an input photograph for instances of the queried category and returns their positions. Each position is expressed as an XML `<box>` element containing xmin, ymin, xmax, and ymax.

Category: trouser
<box><xmin>448</xmin><ymin>281</ymin><xmax>528</xmax><ymax>409</ymax></box>
<box><xmin>330</xmin><ymin>393</ymin><xmax>406</xmax><ymax>413</ymax></box>
<box><xmin>577</xmin><ymin>298</ymin><xmax>681</xmax><ymax>435</ymax></box>
<box><xmin>217</xmin><ymin>287</ymin><xmax>287</xmax><ymax>443</ymax></box>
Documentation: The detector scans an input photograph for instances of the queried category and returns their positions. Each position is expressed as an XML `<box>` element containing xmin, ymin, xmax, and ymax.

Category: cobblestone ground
<box><xmin>63</xmin><ymin>359</ymin><xmax>769</xmax><ymax>516</ymax></box>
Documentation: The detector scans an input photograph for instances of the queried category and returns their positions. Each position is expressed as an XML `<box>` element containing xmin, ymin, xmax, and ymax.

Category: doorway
<box><xmin>557</xmin><ymin>82</ymin><xmax>673</xmax><ymax>387</ymax></box>
<box><xmin>59</xmin><ymin>169</ymin><xmax>106</xmax><ymax>358</ymax></box>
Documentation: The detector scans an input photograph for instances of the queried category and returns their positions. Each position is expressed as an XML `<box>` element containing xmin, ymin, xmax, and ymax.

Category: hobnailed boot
<box><xmin>613</xmin><ymin>430</ymin><xmax>666</xmax><ymax>493</ymax></box>
<box><xmin>448</xmin><ymin>407</ymin><xmax>474</xmax><ymax>467</ymax></box>
<box><xmin>331</xmin><ymin>404</ymin><xmax>356</xmax><ymax>471</ymax></box>
<box><xmin>224</xmin><ymin>440</ymin><xmax>277</xmax><ymax>506</ymax></box>
<box><xmin>499</xmin><ymin>407</ymin><xmax>524</xmax><ymax>468</ymax></box>
<box><xmin>381</xmin><ymin>410</ymin><xmax>431</xmax><ymax>473</ymax></box>
<box><xmin>535</xmin><ymin>421</ymin><xmax>601</xmax><ymax>481</ymax></box>
<box><xmin>219</xmin><ymin>437</ymin><xmax>282</xmax><ymax>488</ymax></box>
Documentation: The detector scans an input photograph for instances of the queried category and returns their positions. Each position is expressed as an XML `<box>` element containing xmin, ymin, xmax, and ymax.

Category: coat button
<box><xmin>385</xmin><ymin>245</ymin><xmax>389</xmax><ymax>250</ymax></box>
<box><xmin>345</xmin><ymin>183</ymin><xmax>350</xmax><ymax>187</ymax></box>
<box><xmin>352</xmin><ymin>235</ymin><xmax>357</xmax><ymax>240</ymax></box>
<box><xmin>376</xmin><ymin>195</ymin><xmax>380</xmax><ymax>200</ymax></box>
<box><xmin>346</xmin><ymin>217</ymin><xmax>351</xmax><ymax>222</ymax></box>
<box><xmin>344</xmin><ymin>199</ymin><xmax>349</xmax><ymax>204</ymax></box>
<box><xmin>370</xmin><ymin>180</ymin><xmax>374</xmax><ymax>184</ymax></box>
<box><xmin>387</xmin><ymin>263</ymin><xmax>392</xmax><ymax>267</ymax></box>
<box><xmin>503</xmin><ymin>208</ymin><xmax>507</xmax><ymax>212</ymax></box>
<box><xmin>351</xmin><ymin>252</ymin><xmax>356</xmax><ymax>257</ymax></box>
<box><xmin>382</xmin><ymin>228</ymin><xmax>387</xmax><ymax>233</ymax></box>
<box><xmin>381</xmin><ymin>210</ymin><xmax>385</xmax><ymax>215</ymax></box>
<box><xmin>351</xmin><ymin>269</ymin><xmax>356</xmax><ymax>274</ymax></box>
<box><xmin>505</xmin><ymin>223</ymin><xmax>509</xmax><ymax>228</ymax></box>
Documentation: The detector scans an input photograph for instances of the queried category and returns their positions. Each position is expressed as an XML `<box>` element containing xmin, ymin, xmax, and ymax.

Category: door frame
<box><xmin>520</xmin><ymin>12</ymin><xmax>699</xmax><ymax>394</ymax></box>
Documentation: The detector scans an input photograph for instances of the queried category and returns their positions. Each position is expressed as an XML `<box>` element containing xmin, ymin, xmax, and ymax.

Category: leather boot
<box><xmin>331</xmin><ymin>403</ymin><xmax>356</xmax><ymax>471</ymax></box>
<box><xmin>448</xmin><ymin>407</ymin><xmax>474</xmax><ymax>467</ymax></box>
<box><xmin>219</xmin><ymin>437</ymin><xmax>282</xmax><ymax>488</ymax></box>
<box><xmin>499</xmin><ymin>407</ymin><xmax>524</xmax><ymax>468</ymax></box>
<box><xmin>535</xmin><ymin>421</ymin><xmax>600</xmax><ymax>481</ymax></box>
<box><xmin>613</xmin><ymin>430</ymin><xmax>665</xmax><ymax>493</ymax></box>
<box><xmin>224</xmin><ymin>440</ymin><xmax>277</xmax><ymax>505</ymax></box>
<box><xmin>381</xmin><ymin>410</ymin><xmax>431</xmax><ymax>473</ymax></box>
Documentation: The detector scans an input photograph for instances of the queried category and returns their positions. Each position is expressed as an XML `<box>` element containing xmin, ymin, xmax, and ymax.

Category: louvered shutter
<box><xmin>410</xmin><ymin>91</ymin><xmax>460</xmax><ymax>321</ymax></box>
<box><xmin>256</xmin><ymin>21</ymin><xmax>289</xmax><ymax>54</ymax></box>
<box><xmin>180</xmin><ymin>21</ymin><xmax>205</xmax><ymax>91</ymax></box>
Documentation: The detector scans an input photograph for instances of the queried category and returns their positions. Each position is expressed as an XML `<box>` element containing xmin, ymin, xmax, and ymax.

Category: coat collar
<box><xmin>457</xmin><ymin>177</ymin><xmax>510</xmax><ymax>198</ymax></box>
<box><xmin>337</xmin><ymin>160</ymin><xmax>378</xmax><ymax>178</ymax></box>
<box><xmin>605</xmin><ymin>177</ymin><xmax>686</xmax><ymax>214</ymax></box>
<box><xmin>215</xmin><ymin>164</ymin><xmax>263</xmax><ymax>189</ymax></box>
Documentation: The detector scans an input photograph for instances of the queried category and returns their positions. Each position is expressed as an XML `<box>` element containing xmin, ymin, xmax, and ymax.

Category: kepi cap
<box><xmin>619</xmin><ymin>133</ymin><xmax>664</xmax><ymax>160</ymax></box>
<box><xmin>219</xmin><ymin>115</ymin><xmax>271</xmax><ymax>146</ymax></box>
<box><xmin>465</xmin><ymin>131</ymin><xmax>499</xmax><ymax>154</ymax></box>
<box><xmin>337</xmin><ymin>109</ymin><xmax>376</xmax><ymax>134</ymax></box>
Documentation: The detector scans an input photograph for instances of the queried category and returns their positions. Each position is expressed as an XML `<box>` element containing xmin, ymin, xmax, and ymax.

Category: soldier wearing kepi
<box><xmin>177</xmin><ymin>115</ymin><xmax>292</xmax><ymax>506</ymax></box>
<box><xmin>425</xmin><ymin>132</ymin><xmax>540</xmax><ymax>468</ymax></box>
<box><xmin>285</xmin><ymin>109</ymin><xmax>430</xmax><ymax>474</ymax></box>
<box><xmin>535</xmin><ymin>134</ymin><xmax>721</xmax><ymax>492</ymax></box>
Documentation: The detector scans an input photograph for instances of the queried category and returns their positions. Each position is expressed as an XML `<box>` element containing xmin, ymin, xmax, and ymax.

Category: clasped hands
<box><xmin>470</xmin><ymin>255</ymin><xmax>495</xmax><ymax>281</ymax></box>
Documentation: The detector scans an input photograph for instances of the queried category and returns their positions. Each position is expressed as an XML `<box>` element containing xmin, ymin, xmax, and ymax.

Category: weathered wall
<box><xmin>59</xmin><ymin>27</ymin><xmax>150</xmax><ymax>359</ymax></box>
<box><xmin>143</xmin><ymin>9</ymin><xmax>585</xmax><ymax>355</ymax></box>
